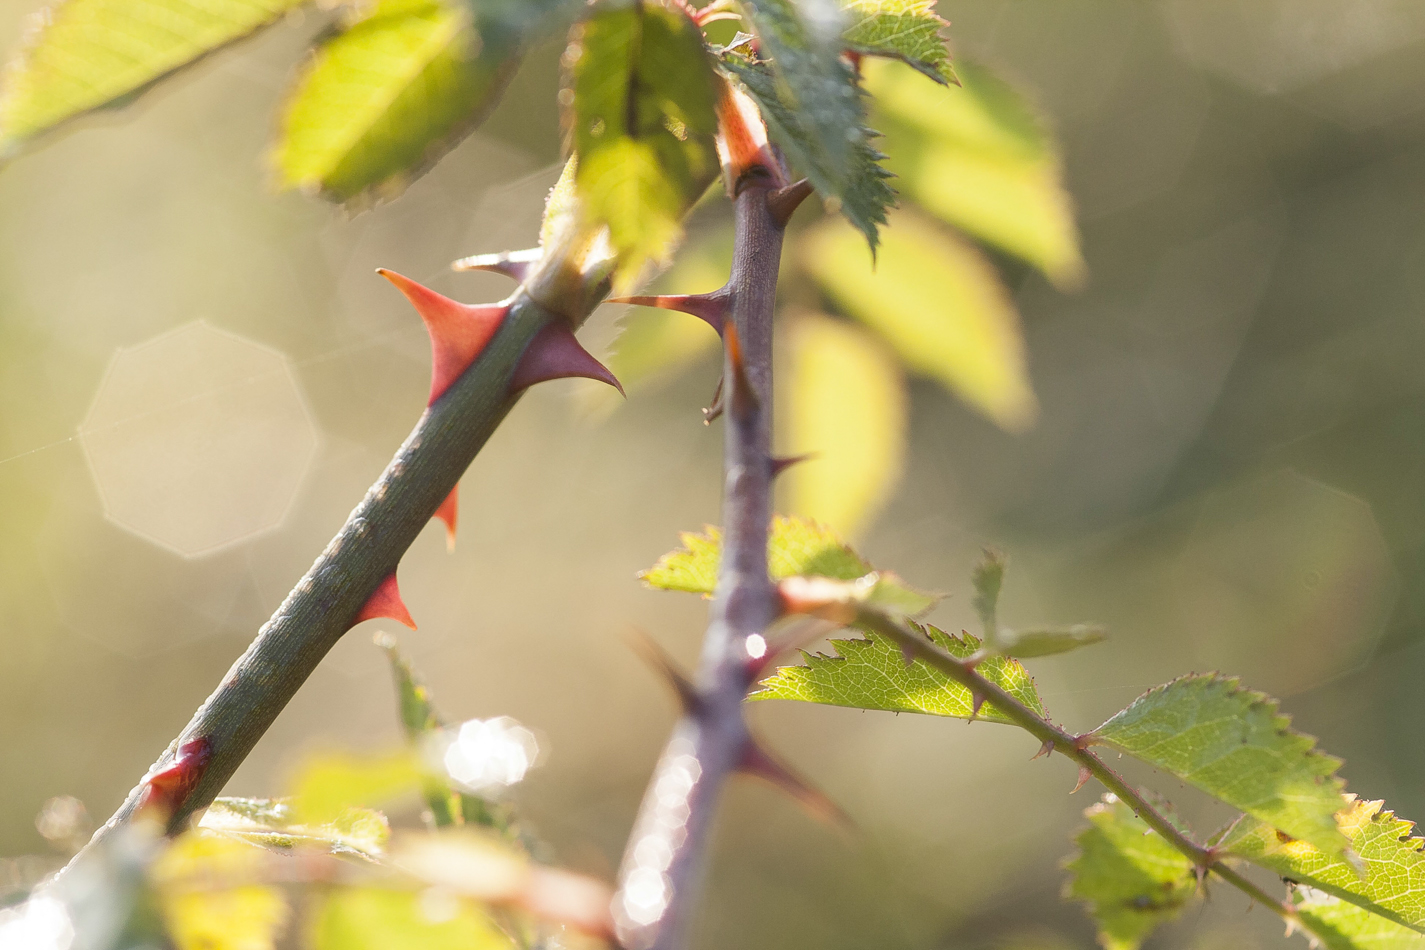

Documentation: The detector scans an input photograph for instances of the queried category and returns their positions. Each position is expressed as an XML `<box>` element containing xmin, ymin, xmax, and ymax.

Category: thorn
<box><xmin>715</xmin><ymin>82</ymin><xmax>783</xmax><ymax>193</ymax></box>
<box><xmin>768</xmin><ymin>178</ymin><xmax>814</xmax><ymax>226</ymax></box>
<box><xmin>739</xmin><ymin>736</ymin><xmax>850</xmax><ymax>829</ymax></box>
<box><xmin>378</xmin><ymin>269</ymin><xmax>507</xmax><ymax>405</ymax></box>
<box><xmin>608</xmin><ymin>288</ymin><xmax>730</xmax><ymax>336</ymax></box>
<box><xmin>897</xmin><ymin>638</ymin><xmax>916</xmax><ymax>668</ymax></box>
<box><xmin>451</xmin><ymin>247</ymin><xmax>542</xmax><ymax>282</ymax></box>
<box><xmin>1071</xmin><ymin>765</ymin><xmax>1093</xmax><ymax>794</ymax></box>
<box><xmin>626</xmin><ymin>629</ymin><xmax>700</xmax><ymax>716</ymax></box>
<box><xmin>969</xmin><ymin>692</ymin><xmax>987</xmax><ymax>722</ymax></box>
<box><xmin>1031</xmin><ymin>738</ymin><xmax>1054</xmax><ymax>760</ymax></box>
<box><xmin>703</xmin><ymin>375</ymin><xmax>724</xmax><ymax>424</ymax></box>
<box><xmin>724</xmin><ymin>323</ymin><xmax>758</xmax><ymax>421</ymax></box>
<box><xmin>433</xmin><ymin>486</ymin><xmax>458</xmax><ymax>552</ymax></box>
<box><xmin>770</xmin><ymin>453</ymin><xmax>815</xmax><ymax>478</ymax></box>
<box><xmin>1194</xmin><ymin>863</ymin><xmax>1208</xmax><ymax>889</ymax></box>
<box><xmin>142</xmin><ymin>736</ymin><xmax>212</xmax><ymax>817</ymax></box>
<box><xmin>510</xmin><ymin>321</ymin><xmax>624</xmax><ymax>395</ymax></box>
<box><xmin>355</xmin><ymin>573</ymin><xmax>416</xmax><ymax>630</ymax></box>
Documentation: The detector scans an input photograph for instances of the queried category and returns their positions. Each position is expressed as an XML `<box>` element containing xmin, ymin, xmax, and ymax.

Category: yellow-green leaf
<box><xmin>153</xmin><ymin>832</ymin><xmax>288</xmax><ymax>950</ymax></box>
<box><xmin>289</xmin><ymin>751</ymin><xmax>424</xmax><ymax>827</ymax></box>
<box><xmin>866</xmin><ymin>58</ymin><xmax>1084</xmax><ymax>287</ymax></box>
<box><xmin>1294</xmin><ymin>891</ymin><xmax>1425</xmax><ymax>950</ymax></box>
<box><xmin>309</xmin><ymin>887</ymin><xmax>512</xmax><ymax>950</ymax></box>
<box><xmin>0</xmin><ymin>0</ymin><xmax>307</xmax><ymax>150</ymax></box>
<box><xmin>841</xmin><ymin>0</ymin><xmax>955</xmax><ymax>85</ymax></box>
<box><xmin>201</xmin><ymin>796</ymin><xmax>389</xmax><ymax>859</ymax></box>
<box><xmin>802</xmin><ymin>216</ymin><xmax>1034</xmax><ymax>432</ymax></box>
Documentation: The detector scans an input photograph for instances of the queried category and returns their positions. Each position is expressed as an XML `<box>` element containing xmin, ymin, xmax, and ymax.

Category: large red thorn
<box><xmin>739</xmin><ymin>738</ymin><xmax>850</xmax><ymax>829</ymax></box>
<box><xmin>434</xmin><ymin>486</ymin><xmax>458</xmax><ymax>552</ymax></box>
<box><xmin>608</xmin><ymin>288</ymin><xmax>730</xmax><ymax>336</ymax></box>
<box><xmin>451</xmin><ymin>248</ymin><xmax>542</xmax><ymax>283</ymax></box>
<box><xmin>142</xmin><ymin>736</ymin><xmax>212</xmax><ymax>818</ymax></box>
<box><xmin>378</xmin><ymin>269</ymin><xmax>507</xmax><ymax>405</ymax></box>
<box><xmin>355</xmin><ymin>573</ymin><xmax>416</xmax><ymax>630</ymax></box>
<box><xmin>510</xmin><ymin>321</ymin><xmax>624</xmax><ymax>396</ymax></box>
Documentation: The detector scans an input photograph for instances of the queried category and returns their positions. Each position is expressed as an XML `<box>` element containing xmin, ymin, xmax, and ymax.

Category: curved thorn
<box><xmin>1031</xmin><ymin>738</ymin><xmax>1054</xmax><ymax>760</ymax></box>
<box><xmin>510</xmin><ymin>322</ymin><xmax>624</xmax><ymax>395</ymax></box>
<box><xmin>626</xmin><ymin>629</ymin><xmax>701</xmax><ymax>716</ymax></box>
<box><xmin>355</xmin><ymin>573</ymin><xmax>416</xmax><ymax>630</ymax></box>
<box><xmin>451</xmin><ymin>247</ymin><xmax>542</xmax><ymax>281</ymax></box>
<box><xmin>1071</xmin><ymin>765</ymin><xmax>1092</xmax><ymax>794</ymax></box>
<box><xmin>608</xmin><ymin>288</ymin><xmax>730</xmax><ymax>335</ymax></box>
<box><xmin>969</xmin><ymin>692</ymin><xmax>986</xmax><ymax>722</ymax></box>
<box><xmin>141</xmin><ymin>736</ymin><xmax>212</xmax><ymax>818</ymax></box>
<box><xmin>377</xmin><ymin>269</ymin><xmax>507</xmax><ymax>405</ymax></box>
<box><xmin>768</xmin><ymin>178</ymin><xmax>814</xmax><ymax>226</ymax></box>
<box><xmin>724</xmin><ymin>323</ymin><xmax>759</xmax><ymax>421</ymax></box>
<box><xmin>739</xmin><ymin>737</ymin><xmax>851</xmax><ymax>829</ymax></box>
<box><xmin>433</xmin><ymin>485</ymin><xmax>458</xmax><ymax>552</ymax></box>
<box><xmin>703</xmin><ymin>375</ymin><xmax>725</xmax><ymax>425</ymax></box>
<box><xmin>770</xmin><ymin>452</ymin><xmax>815</xmax><ymax>478</ymax></box>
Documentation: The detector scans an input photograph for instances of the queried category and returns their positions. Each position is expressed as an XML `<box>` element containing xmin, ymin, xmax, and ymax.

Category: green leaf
<box><xmin>840</xmin><ymin>0</ymin><xmax>955</xmax><ymax>84</ymax></box>
<box><xmin>1063</xmin><ymin>794</ymin><xmax>1199</xmax><ymax>950</ymax></box>
<box><xmin>802</xmin><ymin>212</ymin><xmax>1037</xmax><ymax>431</ymax></box>
<box><xmin>375</xmin><ymin>632</ymin><xmax>466</xmax><ymax>827</ymax></box>
<box><xmin>750</xmin><ymin>625</ymin><xmax>1044</xmax><ymax>725</ymax></box>
<box><xmin>780</xmin><ymin>313</ymin><xmax>905</xmax><ymax>538</ymax></box>
<box><xmin>723</xmin><ymin>56</ymin><xmax>894</xmax><ymax>249</ymax></box>
<box><xmin>865</xmin><ymin>58</ymin><xmax>1084</xmax><ymax>287</ymax></box>
<box><xmin>309</xmin><ymin>887</ymin><xmax>511</xmax><ymax>950</ymax></box>
<box><xmin>273</xmin><ymin>0</ymin><xmax>518</xmax><ymax>203</ymax></box>
<box><xmin>1294</xmin><ymin>891</ymin><xmax>1425</xmax><ymax>950</ymax></box>
<box><xmin>201</xmin><ymin>797</ymin><xmax>389</xmax><ymax>859</ymax></box>
<box><xmin>0</xmin><ymin>0</ymin><xmax>308</xmax><ymax>150</ymax></box>
<box><xmin>289</xmin><ymin>751</ymin><xmax>424</xmax><ymax>827</ymax></box>
<box><xmin>971</xmin><ymin>547</ymin><xmax>1005</xmax><ymax>638</ymax></box>
<box><xmin>1219</xmin><ymin>797</ymin><xmax>1425</xmax><ymax>934</ymax></box>
<box><xmin>153</xmin><ymin>832</ymin><xmax>289</xmax><ymax>950</ymax></box>
<box><xmin>1092</xmin><ymin>675</ymin><xmax>1349</xmax><ymax>856</ymax></box>
<box><xmin>778</xmin><ymin>570</ymin><xmax>941</xmax><ymax>621</ymax></box>
<box><xmin>1000</xmin><ymin>625</ymin><xmax>1107</xmax><ymax>659</ymax></box>
<box><xmin>641</xmin><ymin>514</ymin><xmax>873</xmax><ymax>595</ymax></box>
<box><xmin>568</xmin><ymin>2</ymin><xmax>720</xmax><ymax>284</ymax></box>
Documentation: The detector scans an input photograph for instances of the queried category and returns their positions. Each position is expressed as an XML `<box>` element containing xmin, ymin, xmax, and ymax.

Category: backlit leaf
<box><xmin>1063</xmin><ymin>794</ymin><xmax>1198</xmax><ymax>950</ymax></box>
<box><xmin>201</xmin><ymin>797</ymin><xmax>389</xmax><ymax>859</ymax></box>
<box><xmin>641</xmin><ymin>514</ymin><xmax>872</xmax><ymax>595</ymax></box>
<box><xmin>802</xmin><ymin>213</ymin><xmax>1036</xmax><ymax>431</ymax></box>
<box><xmin>0</xmin><ymin>0</ymin><xmax>307</xmax><ymax>150</ymax></box>
<box><xmin>750</xmin><ymin>625</ymin><xmax>1044</xmax><ymax>724</ymax></box>
<box><xmin>153</xmin><ymin>832</ymin><xmax>288</xmax><ymax>950</ymax></box>
<box><xmin>1219</xmin><ymin>797</ymin><xmax>1425</xmax><ymax>933</ymax></box>
<box><xmin>1000</xmin><ymin>625</ymin><xmax>1107</xmax><ymax>659</ymax></box>
<box><xmin>273</xmin><ymin>0</ymin><xmax>518</xmax><ymax>203</ymax></box>
<box><xmin>780</xmin><ymin>313</ymin><xmax>905</xmax><ymax>537</ymax></box>
<box><xmin>1092</xmin><ymin>675</ymin><xmax>1349</xmax><ymax>855</ymax></box>
<box><xmin>971</xmin><ymin>547</ymin><xmax>1005</xmax><ymax>637</ymax></box>
<box><xmin>309</xmin><ymin>887</ymin><xmax>511</xmax><ymax>950</ymax></box>
<box><xmin>841</xmin><ymin>0</ymin><xmax>955</xmax><ymax>84</ymax></box>
<box><xmin>1294</xmin><ymin>890</ymin><xmax>1425</xmax><ymax>950</ymax></box>
<box><xmin>375</xmin><ymin>633</ymin><xmax>463</xmax><ymax>827</ymax></box>
<box><xmin>289</xmin><ymin>751</ymin><xmax>424</xmax><ymax>827</ymax></box>
<box><xmin>778</xmin><ymin>570</ymin><xmax>942</xmax><ymax>621</ymax></box>
<box><xmin>866</xmin><ymin>58</ymin><xmax>1083</xmax><ymax>286</ymax></box>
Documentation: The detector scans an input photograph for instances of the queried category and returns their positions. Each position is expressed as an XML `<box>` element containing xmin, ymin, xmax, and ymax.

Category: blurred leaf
<box><xmin>780</xmin><ymin>313</ymin><xmax>905</xmax><ymax>537</ymax></box>
<box><xmin>0</xmin><ymin>0</ymin><xmax>307</xmax><ymax>150</ymax></box>
<box><xmin>841</xmin><ymin>0</ymin><xmax>955</xmax><ymax>84</ymax></box>
<box><xmin>568</xmin><ymin>2</ymin><xmax>720</xmax><ymax>284</ymax></box>
<box><xmin>1001</xmin><ymin>625</ymin><xmax>1107</xmax><ymax>659</ymax></box>
<box><xmin>723</xmin><ymin>56</ymin><xmax>894</xmax><ymax>249</ymax></box>
<box><xmin>153</xmin><ymin>832</ymin><xmax>288</xmax><ymax>950</ymax></box>
<box><xmin>390</xmin><ymin>829</ymin><xmax>528</xmax><ymax>898</ymax></box>
<box><xmin>751</xmin><ymin>625</ymin><xmax>1045</xmax><ymax>724</ymax></box>
<box><xmin>1063</xmin><ymin>794</ymin><xmax>1198</xmax><ymax>950</ymax></box>
<box><xmin>641</xmin><ymin>514</ymin><xmax>872</xmax><ymax>595</ymax></box>
<box><xmin>1294</xmin><ymin>891</ymin><xmax>1425</xmax><ymax>950</ymax></box>
<box><xmin>273</xmin><ymin>0</ymin><xmax>518</xmax><ymax>203</ymax></box>
<box><xmin>376</xmin><ymin>633</ymin><xmax>462</xmax><ymax>827</ymax></box>
<box><xmin>1219</xmin><ymin>797</ymin><xmax>1425</xmax><ymax>933</ymax></box>
<box><xmin>201</xmin><ymin>797</ymin><xmax>389</xmax><ymax>859</ymax></box>
<box><xmin>802</xmin><ymin>213</ymin><xmax>1036</xmax><ymax>431</ymax></box>
<box><xmin>290</xmin><ymin>751</ymin><xmax>424</xmax><ymax>827</ymax></box>
<box><xmin>866</xmin><ymin>58</ymin><xmax>1084</xmax><ymax>286</ymax></box>
<box><xmin>971</xmin><ymin>547</ymin><xmax>1005</xmax><ymax>637</ymax></box>
<box><xmin>1092</xmin><ymin>675</ymin><xmax>1349</xmax><ymax>855</ymax></box>
<box><xmin>309</xmin><ymin>887</ymin><xmax>511</xmax><ymax>950</ymax></box>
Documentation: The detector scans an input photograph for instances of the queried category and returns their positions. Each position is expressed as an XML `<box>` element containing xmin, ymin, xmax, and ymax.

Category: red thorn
<box><xmin>703</xmin><ymin>376</ymin><xmax>724</xmax><ymax>424</ymax></box>
<box><xmin>716</xmin><ymin>82</ymin><xmax>783</xmax><ymax>192</ymax></box>
<box><xmin>724</xmin><ymin>323</ymin><xmax>758</xmax><ymax>420</ymax></box>
<box><xmin>739</xmin><ymin>737</ymin><xmax>850</xmax><ymax>828</ymax></box>
<box><xmin>770</xmin><ymin>453</ymin><xmax>815</xmax><ymax>478</ymax></box>
<box><xmin>433</xmin><ymin>486</ymin><xmax>458</xmax><ymax>552</ymax></box>
<box><xmin>897</xmin><ymin>638</ymin><xmax>917</xmax><ymax>667</ymax></box>
<box><xmin>608</xmin><ymin>288</ymin><xmax>729</xmax><ymax>335</ymax></box>
<box><xmin>969</xmin><ymin>692</ymin><xmax>987</xmax><ymax>722</ymax></box>
<box><xmin>626</xmin><ymin>630</ymin><xmax>700</xmax><ymax>716</ymax></box>
<box><xmin>142</xmin><ymin>736</ymin><xmax>212</xmax><ymax>817</ymax></box>
<box><xmin>378</xmin><ymin>269</ymin><xmax>507</xmax><ymax>405</ymax></box>
<box><xmin>355</xmin><ymin>573</ymin><xmax>416</xmax><ymax>630</ymax></box>
<box><xmin>451</xmin><ymin>248</ymin><xmax>541</xmax><ymax>282</ymax></box>
<box><xmin>768</xmin><ymin>178</ymin><xmax>814</xmax><ymax>226</ymax></box>
<box><xmin>1071</xmin><ymin>765</ymin><xmax>1093</xmax><ymax>794</ymax></box>
<box><xmin>510</xmin><ymin>321</ymin><xmax>624</xmax><ymax>395</ymax></box>
<box><xmin>1031</xmin><ymin>738</ymin><xmax>1054</xmax><ymax>760</ymax></box>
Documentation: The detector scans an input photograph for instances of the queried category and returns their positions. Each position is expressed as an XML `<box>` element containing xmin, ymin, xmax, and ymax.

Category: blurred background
<box><xmin>3</xmin><ymin>0</ymin><xmax>1425</xmax><ymax>947</ymax></box>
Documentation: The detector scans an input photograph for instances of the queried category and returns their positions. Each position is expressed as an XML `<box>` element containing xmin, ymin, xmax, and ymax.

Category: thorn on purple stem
<box><xmin>450</xmin><ymin>247</ymin><xmax>542</xmax><ymax>282</ymax></box>
<box><xmin>609</xmin><ymin>288</ymin><xmax>731</xmax><ymax>336</ymax></box>
<box><xmin>1071</xmin><ymin>765</ymin><xmax>1092</xmax><ymax>794</ymax></box>
<box><xmin>510</xmin><ymin>322</ymin><xmax>624</xmax><ymax>395</ymax></box>
<box><xmin>1031</xmin><ymin>738</ymin><xmax>1054</xmax><ymax>760</ymax></box>
<box><xmin>769</xmin><ymin>453</ymin><xmax>815</xmax><ymax>478</ymax></box>
<box><xmin>703</xmin><ymin>375</ymin><xmax>725</xmax><ymax>424</ymax></box>
<box><xmin>724</xmin><ymin>324</ymin><xmax>759</xmax><ymax>421</ymax></box>
<box><xmin>626</xmin><ymin>629</ymin><xmax>702</xmax><ymax>716</ymax></box>
<box><xmin>739</xmin><ymin>737</ymin><xmax>850</xmax><ymax>829</ymax></box>
<box><xmin>768</xmin><ymin>178</ymin><xmax>814</xmax><ymax>227</ymax></box>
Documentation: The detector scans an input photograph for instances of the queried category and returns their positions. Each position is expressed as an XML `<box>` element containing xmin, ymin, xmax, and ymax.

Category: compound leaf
<box><xmin>841</xmin><ymin>0</ymin><xmax>955</xmax><ymax>84</ymax></box>
<box><xmin>642</xmin><ymin>514</ymin><xmax>872</xmax><ymax>595</ymax></box>
<box><xmin>201</xmin><ymin>797</ymin><xmax>389</xmax><ymax>859</ymax></box>
<box><xmin>1294</xmin><ymin>891</ymin><xmax>1425</xmax><ymax>950</ymax></box>
<box><xmin>750</xmin><ymin>625</ymin><xmax>1044</xmax><ymax>724</ymax></box>
<box><xmin>1063</xmin><ymin>794</ymin><xmax>1198</xmax><ymax>950</ymax></box>
<box><xmin>1092</xmin><ymin>675</ymin><xmax>1349</xmax><ymax>856</ymax></box>
<box><xmin>1220</xmin><ymin>797</ymin><xmax>1425</xmax><ymax>934</ymax></box>
<box><xmin>0</xmin><ymin>0</ymin><xmax>307</xmax><ymax>151</ymax></box>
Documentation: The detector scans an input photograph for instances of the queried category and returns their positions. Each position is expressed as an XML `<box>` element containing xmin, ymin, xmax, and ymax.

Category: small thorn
<box><xmin>1071</xmin><ymin>765</ymin><xmax>1093</xmax><ymax>794</ymax></box>
<box><xmin>608</xmin><ymin>288</ymin><xmax>729</xmax><ymax>335</ymax></box>
<box><xmin>770</xmin><ymin>453</ymin><xmax>815</xmax><ymax>478</ymax></box>
<box><xmin>969</xmin><ymin>692</ymin><xmax>986</xmax><ymax>722</ymax></box>
<box><xmin>1194</xmin><ymin>863</ymin><xmax>1208</xmax><ymax>889</ymax></box>
<box><xmin>897</xmin><ymin>638</ymin><xmax>916</xmax><ymax>667</ymax></box>
<box><xmin>451</xmin><ymin>247</ymin><xmax>541</xmax><ymax>282</ymax></box>
<box><xmin>433</xmin><ymin>486</ymin><xmax>458</xmax><ymax>552</ymax></box>
<box><xmin>510</xmin><ymin>321</ymin><xmax>624</xmax><ymax>395</ymax></box>
<box><xmin>724</xmin><ymin>323</ymin><xmax>759</xmax><ymax>420</ymax></box>
<box><xmin>768</xmin><ymin>178</ymin><xmax>814</xmax><ymax>226</ymax></box>
<box><xmin>378</xmin><ymin>269</ymin><xmax>507</xmax><ymax>405</ymax></box>
<box><xmin>355</xmin><ymin>573</ymin><xmax>416</xmax><ymax>630</ymax></box>
<box><xmin>1031</xmin><ymin>738</ymin><xmax>1054</xmax><ymax>760</ymax></box>
<box><xmin>626</xmin><ymin>629</ymin><xmax>700</xmax><ymax>716</ymax></box>
<box><xmin>703</xmin><ymin>376</ymin><xmax>724</xmax><ymax>424</ymax></box>
<box><xmin>739</xmin><ymin>737</ymin><xmax>850</xmax><ymax>828</ymax></box>
<box><xmin>142</xmin><ymin>736</ymin><xmax>212</xmax><ymax>818</ymax></box>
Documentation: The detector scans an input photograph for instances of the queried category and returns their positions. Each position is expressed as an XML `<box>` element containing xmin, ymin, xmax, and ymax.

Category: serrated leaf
<box><xmin>309</xmin><ymin>887</ymin><xmax>512</xmax><ymax>950</ymax></box>
<box><xmin>750</xmin><ymin>625</ymin><xmax>1044</xmax><ymax>724</ymax></box>
<box><xmin>841</xmin><ymin>0</ymin><xmax>955</xmax><ymax>84</ymax></box>
<box><xmin>201</xmin><ymin>797</ymin><xmax>389</xmax><ymax>859</ymax></box>
<box><xmin>289</xmin><ymin>751</ymin><xmax>424</xmax><ymax>827</ymax></box>
<box><xmin>780</xmin><ymin>313</ymin><xmax>905</xmax><ymax>538</ymax></box>
<box><xmin>802</xmin><ymin>211</ymin><xmax>1037</xmax><ymax>431</ymax></box>
<box><xmin>1092</xmin><ymin>675</ymin><xmax>1349</xmax><ymax>856</ymax></box>
<box><xmin>1294</xmin><ymin>890</ymin><xmax>1425</xmax><ymax>950</ymax></box>
<box><xmin>1219</xmin><ymin>797</ymin><xmax>1425</xmax><ymax>934</ymax></box>
<box><xmin>568</xmin><ymin>2</ymin><xmax>719</xmax><ymax>285</ymax></box>
<box><xmin>1000</xmin><ymin>625</ymin><xmax>1108</xmax><ymax>659</ymax></box>
<box><xmin>723</xmin><ymin>56</ymin><xmax>894</xmax><ymax>248</ymax></box>
<box><xmin>1063</xmin><ymin>794</ymin><xmax>1198</xmax><ymax>950</ymax></box>
<box><xmin>865</xmin><ymin>58</ymin><xmax>1083</xmax><ymax>287</ymax></box>
<box><xmin>0</xmin><ymin>0</ymin><xmax>308</xmax><ymax>150</ymax></box>
<box><xmin>641</xmin><ymin>514</ymin><xmax>872</xmax><ymax>595</ymax></box>
<box><xmin>273</xmin><ymin>0</ymin><xmax>518</xmax><ymax>203</ymax></box>
<box><xmin>153</xmin><ymin>832</ymin><xmax>288</xmax><ymax>950</ymax></box>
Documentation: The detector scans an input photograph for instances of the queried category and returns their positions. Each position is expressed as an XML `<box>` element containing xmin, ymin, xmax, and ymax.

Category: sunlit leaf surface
<box><xmin>0</xmin><ymin>0</ymin><xmax>307</xmax><ymax>149</ymax></box>
<box><xmin>841</xmin><ymin>0</ymin><xmax>956</xmax><ymax>84</ymax></box>
<box><xmin>202</xmin><ymin>796</ymin><xmax>389</xmax><ymax>858</ymax></box>
<box><xmin>154</xmin><ymin>832</ymin><xmax>289</xmax><ymax>950</ymax></box>
<box><xmin>1294</xmin><ymin>890</ymin><xmax>1425</xmax><ymax>950</ymax></box>
<box><xmin>309</xmin><ymin>887</ymin><xmax>511</xmax><ymax>950</ymax></box>
<box><xmin>1093</xmin><ymin>674</ymin><xmax>1349</xmax><ymax>855</ymax></box>
<box><xmin>641</xmin><ymin>514</ymin><xmax>872</xmax><ymax>595</ymax></box>
<box><xmin>802</xmin><ymin>213</ymin><xmax>1036</xmax><ymax>431</ymax></box>
<box><xmin>289</xmin><ymin>751</ymin><xmax>424</xmax><ymax>827</ymax></box>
